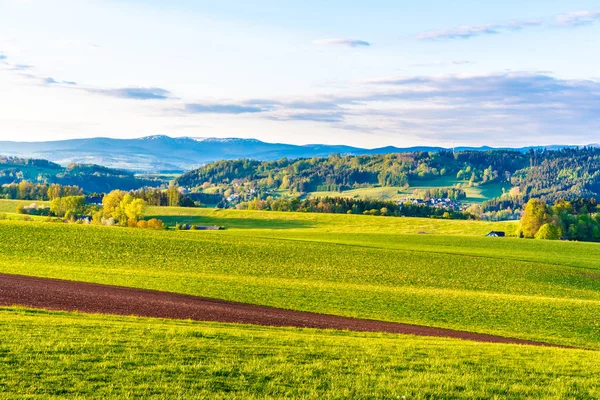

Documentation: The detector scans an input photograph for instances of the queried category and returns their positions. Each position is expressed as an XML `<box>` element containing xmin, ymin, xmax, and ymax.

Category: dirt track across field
<box><xmin>0</xmin><ymin>273</ymin><xmax>568</xmax><ymax>347</ymax></box>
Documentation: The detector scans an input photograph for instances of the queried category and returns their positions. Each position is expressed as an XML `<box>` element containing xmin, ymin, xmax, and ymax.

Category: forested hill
<box><xmin>0</xmin><ymin>157</ymin><xmax>162</xmax><ymax>193</ymax></box>
<box><xmin>176</xmin><ymin>148</ymin><xmax>600</xmax><ymax>203</ymax></box>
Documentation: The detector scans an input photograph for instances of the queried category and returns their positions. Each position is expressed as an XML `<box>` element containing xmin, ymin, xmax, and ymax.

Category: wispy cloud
<box><xmin>271</xmin><ymin>112</ymin><xmax>345</xmax><ymax>123</ymax></box>
<box><xmin>0</xmin><ymin>54</ymin><xmax>7</xmax><ymax>61</ymax></box>
<box><xmin>174</xmin><ymin>72</ymin><xmax>600</xmax><ymax>144</ymax></box>
<box><xmin>184</xmin><ymin>103</ymin><xmax>266</xmax><ymax>114</ymax></box>
<box><xmin>211</xmin><ymin>72</ymin><xmax>599</xmax><ymax>143</ymax></box>
<box><xmin>418</xmin><ymin>9</ymin><xmax>600</xmax><ymax>41</ymax></box>
<box><xmin>1</xmin><ymin>55</ymin><xmax>171</xmax><ymax>101</ymax></box>
<box><xmin>313</xmin><ymin>38</ymin><xmax>371</xmax><ymax>47</ymax></box>
<box><xmin>10</xmin><ymin>64</ymin><xmax>32</xmax><ymax>71</ymax></box>
<box><xmin>89</xmin><ymin>87</ymin><xmax>172</xmax><ymax>100</ymax></box>
<box><xmin>43</xmin><ymin>77</ymin><xmax>77</xmax><ymax>85</ymax></box>
<box><xmin>555</xmin><ymin>9</ymin><xmax>600</xmax><ymax>27</ymax></box>
<box><xmin>418</xmin><ymin>19</ymin><xmax>543</xmax><ymax>40</ymax></box>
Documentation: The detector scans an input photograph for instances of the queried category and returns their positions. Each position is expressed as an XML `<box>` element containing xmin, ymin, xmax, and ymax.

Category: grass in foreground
<box><xmin>1</xmin><ymin>308</ymin><xmax>599</xmax><ymax>399</ymax></box>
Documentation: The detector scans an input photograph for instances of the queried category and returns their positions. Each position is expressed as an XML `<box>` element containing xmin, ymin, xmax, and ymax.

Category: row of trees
<box><xmin>1</xmin><ymin>181</ymin><xmax>82</xmax><ymax>201</ymax></box>
<box><xmin>128</xmin><ymin>186</ymin><xmax>195</xmax><ymax>207</ymax></box>
<box><xmin>16</xmin><ymin>190</ymin><xmax>165</xmax><ymax>229</ymax></box>
<box><xmin>237</xmin><ymin>196</ymin><xmax>469</xmax><ymax>219</ymax></box>
<box><xmin>412</xmin><ymin>188</ymin><xmax>466</xmax><ymax>201</ymax></box>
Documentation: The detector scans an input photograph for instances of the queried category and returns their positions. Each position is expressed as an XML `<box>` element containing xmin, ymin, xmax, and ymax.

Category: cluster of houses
<box><xmin>225</xmin><ymin>188</ymin><xmax>276</xmax><ymax>203</ymax></box>
<box><xmin>226</xmin><ymin>188</ymin><xmax>258</xmax><ymax>203</ymax></box>
<box><xmin>226</xmin><ymin>193</ymin><xmax>241</xmax><ymax>202</ymax></box>
<box><xmin>399</xmin><ymin>197</ymin><xmax>460</xmax><ymax>210</ymax></box>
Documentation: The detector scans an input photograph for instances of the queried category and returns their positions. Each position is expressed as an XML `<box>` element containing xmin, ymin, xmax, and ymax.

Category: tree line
<box><xmin>237</xmin><ymin>196</ymin><xmax>469</xmax><ymax>219</ymax></box>
<box><xmin>1</xmin><ymin>181</ymin><xmax>82</xmax><ymax>200</ymax></box>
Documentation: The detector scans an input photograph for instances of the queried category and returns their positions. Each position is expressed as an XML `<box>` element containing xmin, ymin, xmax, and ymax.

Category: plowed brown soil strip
<box><xmin>0</xmin><ymin>273</ymin><xmax>568</xmax><ymax>347</ymax></box>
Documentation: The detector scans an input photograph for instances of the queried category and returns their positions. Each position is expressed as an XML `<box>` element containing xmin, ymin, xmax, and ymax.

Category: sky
<box><xmin>0</xmin><ymin>0</ymin><xmax>599</xmax><ymax>148</ymax></box>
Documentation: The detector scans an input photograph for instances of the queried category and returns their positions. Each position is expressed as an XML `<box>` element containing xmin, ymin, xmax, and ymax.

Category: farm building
<box><xmin>486</xmin><ymin>231</ymin><xmax>505</xmax><ymax>237</ymax></box>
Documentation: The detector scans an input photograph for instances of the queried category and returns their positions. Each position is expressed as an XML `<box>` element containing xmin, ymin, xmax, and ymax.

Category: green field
<box><xmin>149</xmin><ymin>206</ymin><xmax>517</xmax><ymax>235</ymax></box>
<box><xmin>1</xmin><ymin>308</ymin><xmax>599</xmax><ymax>399</ymax></box>
<box><xmin>2</xmin><ymin>201</ymin><xmax>600</xmax><ymax>397</ymax></box>
<box><xmin>308</xmin><ymin>177</ymin><xmax>508</xmax><ymax>204</ymax></box>
<box><xmin>0</xmin><ymin>198</ymin><xmax>50</xmax><ymax>213</ymax></box>
<box><xmin>1</xmin><ymin>207</ymin><xmax>600</xmax><ymax>348</ymax></box>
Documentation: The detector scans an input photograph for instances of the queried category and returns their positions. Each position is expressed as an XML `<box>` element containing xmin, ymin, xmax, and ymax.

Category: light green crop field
<box><xmin>1</xmin><ymin>308</ymin><xmax>599</xmax><ymax>399</ymax></box>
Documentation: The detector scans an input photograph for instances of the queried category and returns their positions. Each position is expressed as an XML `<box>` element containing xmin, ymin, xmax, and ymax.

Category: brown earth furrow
<box><xmin>0</xmin><ymin>273</ymin><xmax>569</xmax><ymax>348</ymax></box>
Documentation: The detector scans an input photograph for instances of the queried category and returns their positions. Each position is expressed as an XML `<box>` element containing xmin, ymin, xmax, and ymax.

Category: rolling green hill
<box><xmin>1</xmin><ymin>208</ymin><xmax>600</xmax><ymax>349</ymax></box>
<box><xmin>3</xmin><ymin>206</ymin><xmax>600</xmax><ymax>397</ymax></box>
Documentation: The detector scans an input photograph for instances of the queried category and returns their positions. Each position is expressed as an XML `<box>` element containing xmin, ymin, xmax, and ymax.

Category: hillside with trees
<box><xmin>176</xmin><ymin>150</ymin><xmax>527</xmax><ymax>201</ymax></box>
<box><xmin>0</xmin><ymin>157</ymin><xmax>163</xmax><ymax>193</ymax></box>
<box><xmin>176</xmin><ymin>148</ymin><xmax>600</xmax><ymax>212</ymax></box>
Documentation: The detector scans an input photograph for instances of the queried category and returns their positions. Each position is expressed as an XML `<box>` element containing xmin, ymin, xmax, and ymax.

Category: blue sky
<box><xmin>0</xmin><ymin>0</ymin><xmax>599</xmax><ymax>147</ymax></box>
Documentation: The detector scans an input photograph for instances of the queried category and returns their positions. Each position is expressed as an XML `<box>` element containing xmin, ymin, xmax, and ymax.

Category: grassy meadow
<box><xmin>1</xmin><ymin>307</ymin><xmax>600</xmax><ymax>399</ymax></box>
<box><xmin>307</xmin><ymin>177</ymin><xmax>508</xmax><ymax>204</ymax></box>
<box><xmin>2</xmin><ymin>199</ymin><xmax>600</xmax><ymax>396</ymax></box>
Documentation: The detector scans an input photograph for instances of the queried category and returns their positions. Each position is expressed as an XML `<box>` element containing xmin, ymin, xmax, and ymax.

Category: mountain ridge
<box><xmin>0</xmin><ymin>136</ymin><xmax>592</xmax><ymax>173</ymax></box>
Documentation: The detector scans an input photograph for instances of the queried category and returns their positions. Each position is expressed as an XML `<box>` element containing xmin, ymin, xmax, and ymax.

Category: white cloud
<box><xmin>312</xmin><ymin>38</ymin><xmax>371</xmax><ymax>47</ymax></box>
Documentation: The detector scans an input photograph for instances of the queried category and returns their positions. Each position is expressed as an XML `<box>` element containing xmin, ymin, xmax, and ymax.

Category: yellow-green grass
<box><xmin>2</xmin><ymin>213</ymin><xmax>600</xmax><ymax>349</ymax></box>
<box><xmin>1</xmin><ymin>308</ymin><xmax>599</xmax><ymax>399</ymax></box>
<box><xmin>148</xmin><ymin>206</ymin><xmax>518</xmax><ymax>235</ymax></box>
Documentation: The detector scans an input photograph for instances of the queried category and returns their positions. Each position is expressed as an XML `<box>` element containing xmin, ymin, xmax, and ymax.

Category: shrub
<box><xmin>64</xmin><ymin>210</ymin><xmax>76</xmax><ymax>222</ymax></box>
<box><xmin>137</xmin><ymin>220</ymin><xmax>149</xmax><ymax>229</ymax></box>
<box><xmin>535</xmin><ymin>223</ymin><xmax>562</xmax><ymax>240</ymax></box>
<box><xmin>147</xmin><ymin>218</ymin><xmax>165</xmax><ymax>229</ymax></box>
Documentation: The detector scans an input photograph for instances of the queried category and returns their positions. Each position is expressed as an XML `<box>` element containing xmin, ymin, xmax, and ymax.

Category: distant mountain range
<box><xmin>0</xmin><ymin>135</ymin><xmax>593</xmax><ymax>172</ymax></box>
